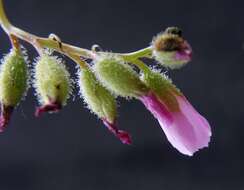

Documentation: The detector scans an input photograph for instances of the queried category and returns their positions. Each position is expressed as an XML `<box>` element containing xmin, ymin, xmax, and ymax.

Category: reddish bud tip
<box><xmin>35</xmin><ymin>101</ymin><xmax>62</xmax><ymax>117</ymax></box>
<box><xmin>116</xmin><ymin>130</ymin><xmax>132</xmax><ymax>145</ymax></box>
<box><xmin>0</xmin><ymin>105</ymin><xmax>14</xmax><ymax>132</ymax></box>
<box><xmin>102</xmin><ymin>119</ymin><xmax>132</xmax><ymax>145</ymax></box>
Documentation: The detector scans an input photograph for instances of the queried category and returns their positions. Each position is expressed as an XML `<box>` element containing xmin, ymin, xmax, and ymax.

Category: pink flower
<box><xmin>139</xmin><ymin>91</ymin><xmax>211</xmax><ymax>156</ymax></box>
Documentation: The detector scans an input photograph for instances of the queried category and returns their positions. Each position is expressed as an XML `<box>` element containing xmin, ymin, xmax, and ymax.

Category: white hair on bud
<box><xmin>32</xmin><ymin>53</ymin><xmax>73</xmax><ymax>106</ymax></box>
<box><xmin>20</xmin><ymin>46</ymin><xmax>31</xmax><ymax>101</ymax></box>
<box><xmin>0</xmin><ymin>47</ymin><xmax>30</xmax><ymax>106</ymax></box>
<box><xmin>92</xmin><ymin>53</ymin><xmax>148</xmax><ymax>99</ymax></box>
<box><xmin>76</xmin><ymin>64</ymin><xmax>117</xmax><ymax>122</ymax></box>
<box><xmin>76</xmin><ymin>65</ymin><xmax>95</xmax><ymax>115</ymax></box>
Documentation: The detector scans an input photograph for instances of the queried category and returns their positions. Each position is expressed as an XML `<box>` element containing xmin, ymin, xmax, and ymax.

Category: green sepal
<box><xmin>141</xmin><ymin>69</ymin><xmax>182</xmax><ymax>112</ymax></box>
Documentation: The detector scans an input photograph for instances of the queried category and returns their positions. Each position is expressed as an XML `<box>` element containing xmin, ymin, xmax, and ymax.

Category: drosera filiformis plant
<box><xmin>0</xmin><ymin>0</ymin><xmax>211</xmax><ymax>156</ymax></box>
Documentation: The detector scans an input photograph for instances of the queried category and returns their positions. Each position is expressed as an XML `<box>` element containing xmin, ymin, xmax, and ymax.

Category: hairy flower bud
<box><xmin>34</xmin><ymin>53</ymin><xmax>71</xmax><ymax>116</ymax></box>
<box><xmin>141</xmin><ymin>70</ymin><xmax>181</xmax><ymax>112</ymax></box>
<box><xmin>79</xmin><ymin>67</ymin><xmax>116</xmax><ymax>122</ymax></box>
<box><xmin>93</xmin><ymin>55</ymin><xmax>148</xmax><ymax>98</ymax></box>
<box><xmin>78</xmin><ymin>67</ymin><xmax>131</xmax><ymax>144</ymax></box>
<box><xmin>0</xmin><ymin>48</ymin><xmax>29</xmax><ymax>131</ymax></box>
<box><xmin>152</xmin><ymin>27</ymin><xmax>192</xmax><ymax>69</ymax></box>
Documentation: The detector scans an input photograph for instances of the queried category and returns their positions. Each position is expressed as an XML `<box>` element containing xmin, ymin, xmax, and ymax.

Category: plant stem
<box><xmin>0</xmin><ymin>0</ymin><xmax>151</xmax><ymax>69</ymax></box>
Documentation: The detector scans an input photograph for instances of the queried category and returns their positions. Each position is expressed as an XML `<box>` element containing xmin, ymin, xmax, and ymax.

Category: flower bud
<box><xmin>34</xmin><ymin>54</ymin><xmax>71</xmax><ymax>116</ymax></box>
<box><xmin>93</xmin><ymin>55</ymin><xmax>148</xmax><ymax>98</ymax></box>
<box><xmin>0</xmin><ymin>48</ymin><xmax>29</xmax><ymax>131</ymax></box>
<box><xmin>78</xmin><ymin>67</ymin><xmax>131</xmax><ymax>144</ymax></box>
<box><xmin>79</xmin><ymin>67</ymin><xmax>116</xmax><ymax>122</ymax></box>
<box><xmin>152</xmin><ymin>27</ymin><xmax>192</xmax><ymax>69</ymax></box>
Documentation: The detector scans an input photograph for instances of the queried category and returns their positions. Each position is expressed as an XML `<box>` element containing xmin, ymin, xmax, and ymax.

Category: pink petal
<box><xmin>175</xmin><ymin>41</ymin><xmax>192</xmax><ymax>62</ymax></box>
<box><xmin>35</xmin><ymin>102</ymin><xmax>62</xmax><ymax>117</ymax></box>
<box><xmin>102</xmin><ymin>119</ymin><xmax>132</xmax><ymax>145</ymax></box>
<box><xmin>140</xmin><ymin>92</ymin><xmax>211</xmax><ymax>156</ymax></box>
<box><xmin>0</xmin><ymin>105</ymin><xmax>14</xmax><ymax>132</ymax></box>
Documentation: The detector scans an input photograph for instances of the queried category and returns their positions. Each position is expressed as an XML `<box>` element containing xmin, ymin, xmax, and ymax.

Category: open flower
<box><xmin>140</xmin><ymin>70</ymin><xmax>211</xmax><ymax>156</ymax></box>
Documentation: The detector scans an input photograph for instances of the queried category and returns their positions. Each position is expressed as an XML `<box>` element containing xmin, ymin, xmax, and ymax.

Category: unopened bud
<box><xmin>152</xmin><ymin>27</ymin><xmax>192</xmax><ymax>69</ymax></box>
<box><xmin>0</xmin><ymin>48</ymin><xmax>29</xmax><ymax>130</ymax></box>
<box><xmin>34</xmin><ymin>53</ymin><xmax>72</xmax><ymax>116</ymax></box>
<box><xmin>78</xmin><ymin>67</ymin><xmax>131</xmax><ymax>144</ymax></box>
<box><xmin>93</xmin><ymin>55</ymin><xmax>148</xmax><ymax>98</ymax></box>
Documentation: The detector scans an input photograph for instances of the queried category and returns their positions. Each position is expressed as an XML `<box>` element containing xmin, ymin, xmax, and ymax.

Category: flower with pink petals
<box><xmin>140</xmin><ymin>70</ymin><xmax>211</xmax><ymax>156</ymax></box>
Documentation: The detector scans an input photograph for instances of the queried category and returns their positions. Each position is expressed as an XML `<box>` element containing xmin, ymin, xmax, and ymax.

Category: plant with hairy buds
<box><xmin>0</xmin><ymin>0</ymin><xmax>211</xmax><ymax>156</ymax></box>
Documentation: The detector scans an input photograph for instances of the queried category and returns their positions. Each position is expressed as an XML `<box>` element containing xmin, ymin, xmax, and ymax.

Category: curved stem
<box><xmin>130</xmin><ymin>59</ymin><xmax>151</xmax><ymax>74</ymax></box>
<box><xmin>0</xmin><ymin>0</ymin><xmax>10</xmax><ymax>32</ymax></box>
<box><xmin>0</xmin><ymin>0</ymin><xmax>151</xmax><ymax>70</ymax></box>
<box><xmin>121</xmin><ymin>46</ymin><xmax>152</xmax><ymax>59</ymax></box>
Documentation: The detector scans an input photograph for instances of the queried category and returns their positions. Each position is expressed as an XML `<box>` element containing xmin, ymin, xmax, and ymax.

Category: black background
<box><xmin>0</xmin><ymin>0</ymin><xmax>243</xmax><ymax>189</ymax></box>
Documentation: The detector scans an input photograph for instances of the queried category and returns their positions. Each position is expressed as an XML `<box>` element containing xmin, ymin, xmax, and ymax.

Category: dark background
<box><xmin>0</xmin><ymin>0</ymin><xmax>243</xmax><ymax>189</ymax></box>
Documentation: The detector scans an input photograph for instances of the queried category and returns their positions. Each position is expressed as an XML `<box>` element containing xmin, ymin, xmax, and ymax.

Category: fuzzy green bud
<box><xmin>152</xmin><ymin>27</ymin><xmax>192</xmax><ymax>69</ymax></box>
<box><xmin>93</xmin><ymin>55</ymin><xmax>148</xmax><ymax>98</ymax></box>
<box><xmin>79</xmin><ymin>66</ymin><xmax>132</xmax><ymax>144</ymax></box>
<box><xmin>0</xmin><ymin>48</ymin><xmax>28</xmax><ymax>107</ymax></box>
<box><xmin>0</xmin><ymin>48</ymin><xmax>29</xmax><ymax>131</ymax></box>
<box><xmin>34</xmin><ymin>53</ymin><xmax>71</xmax><ymax>116</ymax></box>
<box><xmin>141</xmin><ymin>69</ymin><xmax>181</xmax><ymax>112</ymax></box>
<box><xmin>79</xmin><ymin>67</ymin><xmax>116</xmax><ymax>123</ymax></box>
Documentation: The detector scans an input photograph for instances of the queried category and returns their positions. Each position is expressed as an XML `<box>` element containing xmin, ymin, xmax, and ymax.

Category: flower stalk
<box><xmin>0</xmin><ymin>0</ymin><xmax>152</xmax><ymax>71</ymax></box>
<box><xmin>0</xmin><ymin>0</ymin><xmax>211</xmax><ymax>156</ymax></box>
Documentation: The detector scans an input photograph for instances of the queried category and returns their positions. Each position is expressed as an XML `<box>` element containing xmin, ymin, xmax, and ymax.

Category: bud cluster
<box><xmin>0</xmin><ymin>23</ymin><xmax>211</xmax><ymax>156</ymax></box>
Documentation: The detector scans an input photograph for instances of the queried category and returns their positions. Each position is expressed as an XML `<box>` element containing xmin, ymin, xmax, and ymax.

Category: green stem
<box><xmin>0</xmin><ymin>0</ymin><xmax>10</xmax><ymax>32</ymax></box>
<box><xmin>0</xmin><ymin>0</ymin><xmax>151</xmax><ymax>71</ymax></box>
<box><xmin>121</xmin><ymin>46</ymin><xmax>152</xmax><ymax>59</ymax></box>
<box><xmin>131</xmin><ymin>59</ymin><xmax>151</xmax><ymax>74</ymax></box>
